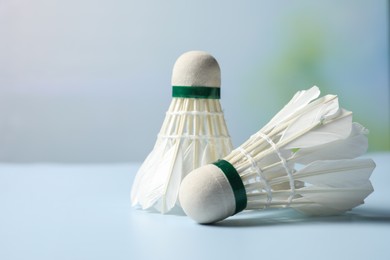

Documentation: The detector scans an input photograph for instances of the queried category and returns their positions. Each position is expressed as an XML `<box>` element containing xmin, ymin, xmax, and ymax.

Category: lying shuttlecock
<box><xmin>179</xmin><ymin>86</ymin><xmax>375</xmax><ymax>224</ymax></box>
<box><xmin>131</xmin><ymin>51</ymin><xmax>233</xmax><ymax>213</ymax></box>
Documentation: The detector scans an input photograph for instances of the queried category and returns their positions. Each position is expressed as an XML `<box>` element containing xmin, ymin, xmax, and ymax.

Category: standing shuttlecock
<box><xmin>131</xmin><ymin>51</ymin><xmax>233</xmax><ymax>213</ymax></box>
<box><xmin>179</xmin><ymin>86</ymin><xmax>376</xmax><ymax>224</ymax></box>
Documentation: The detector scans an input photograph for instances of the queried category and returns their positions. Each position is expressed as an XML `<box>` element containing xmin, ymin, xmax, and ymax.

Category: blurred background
<box><xmin>0</xmin><ymin>0</ymin><xmax>388</xmax><ymax>163</ymax></box>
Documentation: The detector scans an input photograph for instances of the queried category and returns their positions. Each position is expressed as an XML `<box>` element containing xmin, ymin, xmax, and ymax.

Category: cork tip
<box><xmin>171</xmin><ymin>51</ymin><xmax>221</xmax><ymax>88</ymax></box>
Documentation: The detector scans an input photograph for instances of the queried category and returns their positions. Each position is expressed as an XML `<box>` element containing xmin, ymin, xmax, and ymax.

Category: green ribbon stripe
<box><xmin>213</xmin><ymin>160</ymin><xmax>247</xmax><ymax>214</ymax></box>
<box><xmin>172</xmin><ymin>86</ymin><xmax>220</xmax><ymax>99</ymax></box>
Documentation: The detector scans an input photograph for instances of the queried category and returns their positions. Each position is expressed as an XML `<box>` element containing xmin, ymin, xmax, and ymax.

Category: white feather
<box><xmin>292</xmin><ymin>182</ymin><xmax>374</xmax><ymax>215</ymax></box>
<box><xmin>283</xmin><ymin>109</ymin><xmax>352</xmax><ymax>149</ymax></box>
<box><xmin>153</xmin><ymin>143</ymin><xmax>184</xmax><ymax>213</ymax></box>
<box><xmin>279</xmin><ymin>95</ymin><xmax>348</xmax><ymax>147</ymax></box>
<box><xmin>265</xmin><ymin>86</ymin><xmax>320</xmax><ymax>129</ymax></box>
<box><xmin>138</xmin><ymin>140</ymin><xmax>179</xmax><ymax>210</ymax></box>
<box><xmin>270</xmin><ymin>158</ymin><xmax>375</xmax><ymax>187</ymax></box>
<box><xmin>292</xmin><ymin>122</ymin><xmax>369</xmax><ymax>164</ymax></box>
<box><xmin>131</xmin><ymin>138</ymin><xmax>169</xmax><ymax>206</ymax></box>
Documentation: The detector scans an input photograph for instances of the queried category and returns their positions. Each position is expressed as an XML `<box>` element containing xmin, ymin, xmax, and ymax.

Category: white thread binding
<box><xmin>254</xmin><ymin>132</ymin><xmax>295</xmax><ymax>206</ymax></box>
<box><xmin>166</xmin><ymin>111</ymin><xmax>224</xmax><ymax>116</ymax></box>
<box><xmin>237</xmin><ymin>147</ymin><xmax>272</xmax><ymax>208</ymax></box>
<box><xmin>158</xmin><ymin>134</ymin><xmax>231</xmax><ymax>140</ymax></box>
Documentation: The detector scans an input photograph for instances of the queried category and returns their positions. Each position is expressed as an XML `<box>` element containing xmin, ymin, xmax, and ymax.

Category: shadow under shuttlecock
<box><xmin>135</xmin><ymin>205</ymin><xmax>187</xmax><ymax>216</ymax></box>
<box><xmin>211</xmin><ymin>207</ymin><xmax>390</xmax><ymax>228</ymax></box>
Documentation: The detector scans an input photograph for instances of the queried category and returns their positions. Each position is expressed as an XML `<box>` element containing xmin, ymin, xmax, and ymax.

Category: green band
<box><xmin>213</xmin><ymin>160</ymin><xmax>247</xmax><ymax>214</ymax></box>
<box><xmin>172</xmin><ymin>86</ymin><xmax>220</xmax><ymax>99</ymax></box>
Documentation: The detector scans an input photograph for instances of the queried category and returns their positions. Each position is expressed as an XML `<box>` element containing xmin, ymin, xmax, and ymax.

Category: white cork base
<box><xmin>179</xmin><ymin>164</ymin><xmax>235</xmax><ymax>224</ymax></box>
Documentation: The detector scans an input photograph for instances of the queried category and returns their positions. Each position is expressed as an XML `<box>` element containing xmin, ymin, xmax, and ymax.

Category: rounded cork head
<box><xmin>171</xmin><ymin>51</ymin><xmax>221</xmax><ymax>87</ymax></box>
<box><xmin>179</xmin><ymin>164</ymin><xmax>236</xmax><ymax>224</ymax></box>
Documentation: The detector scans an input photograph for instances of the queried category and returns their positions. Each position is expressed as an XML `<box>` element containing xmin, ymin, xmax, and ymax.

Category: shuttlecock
<box><xmin>131</xmin><ymin>51</ymin><xmax>233</xmax><ymax>213</ymax></box>
<box><xmin>179</xmin><ymin>86</ymin><xmax>376</xmax><ymax>223</ymax></box>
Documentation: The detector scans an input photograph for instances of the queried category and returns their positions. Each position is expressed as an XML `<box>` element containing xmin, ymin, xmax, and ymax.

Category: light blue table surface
<box><xmin>1</xmin><ymin>153</ymin><xmax>389</xmax><ymax>260</ymax></box>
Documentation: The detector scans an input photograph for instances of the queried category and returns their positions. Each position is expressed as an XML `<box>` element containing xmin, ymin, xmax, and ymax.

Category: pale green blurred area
<box><xmin>0</xmin><ymin>0</ymin><xmax>388</xmax><ymax>162</ymax></box>
<box><xmin>241</xmin><ymin>5</ymin><xmax>389</xmax><ymax>151</ymax></box>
